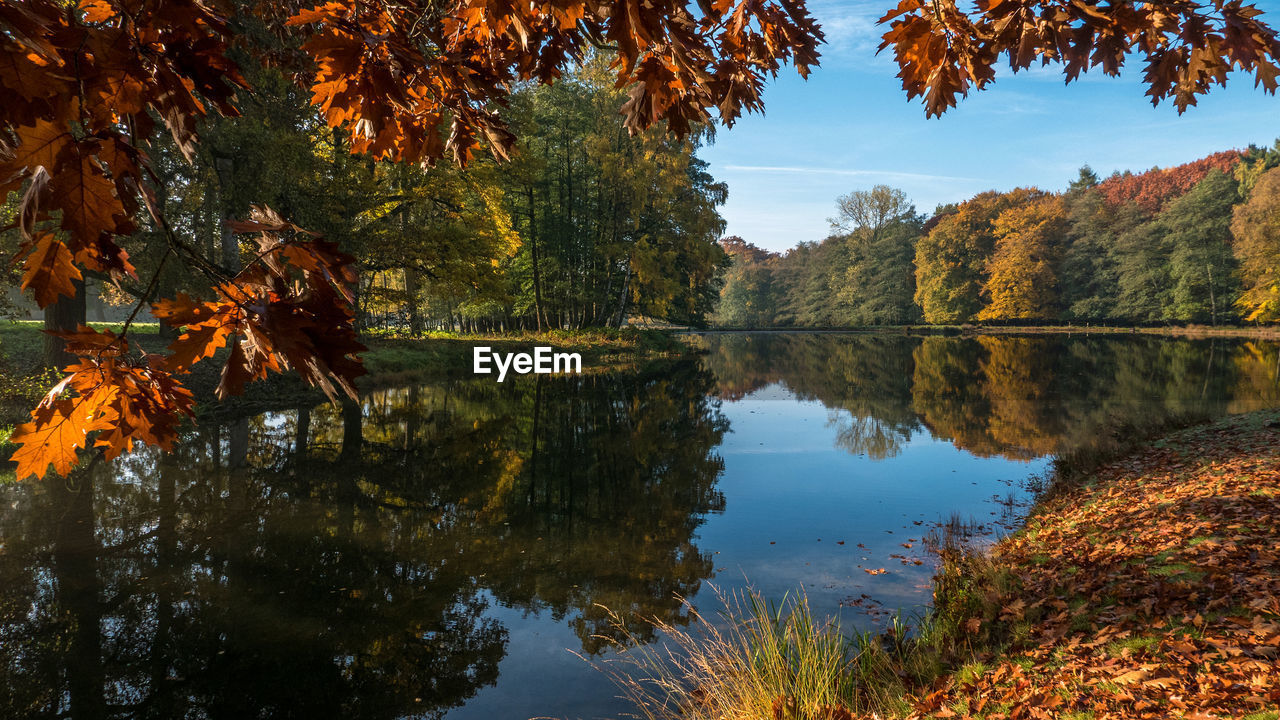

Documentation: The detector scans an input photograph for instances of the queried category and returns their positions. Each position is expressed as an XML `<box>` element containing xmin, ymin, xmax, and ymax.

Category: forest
<box><xmin>0</xmin><ymin>55</ymin><xmax>729</xmax><ymax>336</ymax></box>
<box><xmin>713</xmin><ymin>146</ymin><xmax>1280</xmax><ymax>328</ymax></box>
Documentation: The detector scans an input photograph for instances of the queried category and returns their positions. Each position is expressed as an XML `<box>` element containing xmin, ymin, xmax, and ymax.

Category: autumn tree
<box><xmin>1233</xmin><ymin>141</ymin><xmax>1280</xmax><ymax>194</ymax></box>
<box><xmin>877</xmin><ymin>0</ymin><xmax>1280</xmax><ymax>118</ymax></box>
<box><xmin>0</xmin><ymin>0</ymin><xmax>822</xmax><ymax>480</ymax></box>
<box><xmin>978</xmin><ymin>195</ymin><xmax>1068</xmax><ymax>321</ymax></box>
<box><xmin>914</xmin><ymin>188</ymin><xmax>1046</xmax><ymax>324</ymax></box>
<box><xmin>1097</xmin><ymin>151</ymin><xmax>1243</xmax><ymax>214</ymax></box>
<box><xmin>1231</xmin><ymin>165</ymin><xmax>1280</xmax><ymax>322</ymax></box>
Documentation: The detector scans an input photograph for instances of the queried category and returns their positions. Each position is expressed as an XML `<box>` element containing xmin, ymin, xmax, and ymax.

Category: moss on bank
<box><xmin>608</xmin><ymin>409</ymin><xmax>1280</xmax><ymax>719</ymax></box>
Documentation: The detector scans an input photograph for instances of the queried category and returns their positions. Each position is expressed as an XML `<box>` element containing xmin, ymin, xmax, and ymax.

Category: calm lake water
<box><xmin>2</xmin><ymin>332</ymin><xmax>1278</xmax><ymax>719</ymax></box>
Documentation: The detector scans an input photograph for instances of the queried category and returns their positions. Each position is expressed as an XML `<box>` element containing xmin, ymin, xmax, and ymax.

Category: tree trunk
<box><xmin>405</xmin><ymin>267</ymin><xmax>423</xmax><ymax>335</ymax></box>
<box><xmin>527</xmin><ymin>185</ymin><xmax>545</xmax><ymax>332</ymax></box>
<box><xmin>1206</xmin><ymin>263</ymin><xmax>1217</xmax><ymax>327</ymax></box>
<box><xmin>214</xmin><ymin>156</ymin><xmax>240</xmax><ymax>273</ymax></box>
<box><xmin>54</xmin><ymin>473</ymin><xmax>105</xmax><ymax>720</ymax></box>
<box><xmin>614</xmin><ymin>260</ymin><xmax>632</xmax><ymax>328</ymax></box>
<box><xmin>228</xmin><ymin>417</ymin><xmax>249</xmax><ymax>470</ymax></box>
<box><xmin>43</xmin><ymin>278</ymin><xmax>86</xmax><ymax>368</ymax></box>
<box><xmin>340</xmin><ymin>398</ymin><xmax>363</xmax><ymax>463</ymax></box>
<box><xmin>295</xmin><ymin>406</ymin><xmax>311</xmax><ymax>460</ymax></box>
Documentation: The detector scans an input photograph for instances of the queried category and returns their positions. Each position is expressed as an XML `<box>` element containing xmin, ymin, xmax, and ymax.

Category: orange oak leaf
<box><xmin>8</xmin><ymin>394</ymin><xmax>113</xmax><ymax>480</ymax></box>
<box><xmin>8</xmin><ymin>327</ymin><xmax>195</xmax><ymax>480</ymax></box>
<box><xmin>19</xmin><ymin>232</ymin><xmax>82</xmax><ymax>307</ymax></box>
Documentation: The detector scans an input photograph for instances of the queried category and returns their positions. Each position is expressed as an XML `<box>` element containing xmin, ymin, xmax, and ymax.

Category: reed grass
<box><xmin>594</xmin><ymin>519</ymin><xmax>1025</xmax><ymax>719</ymax></box>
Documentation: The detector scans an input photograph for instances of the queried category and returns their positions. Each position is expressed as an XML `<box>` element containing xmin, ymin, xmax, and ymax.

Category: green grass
<box><xmin>359</xmin><ymin>327</ymin><xmax>689</xmax><ymax>378</ymax></box>
<box><xmin>954</xmin><ymin>661</ymin><xmax>989</xmax><ymax>685</ymax></box>
<box><xmin>1103</xmin><ymin>636</ymin><xmax>1160</xmax><ymax>656</ymax></box>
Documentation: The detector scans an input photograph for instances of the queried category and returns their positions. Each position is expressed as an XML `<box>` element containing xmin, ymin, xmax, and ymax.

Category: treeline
<box><xmin>1</xmin><ymin>49</ymin><xmax>728</xmax><ymax>333</ymax></box>
<box><xmin>713</xmin><ymin>145</ymin><xmax>1280</xmax><ymax>327</ymax></box>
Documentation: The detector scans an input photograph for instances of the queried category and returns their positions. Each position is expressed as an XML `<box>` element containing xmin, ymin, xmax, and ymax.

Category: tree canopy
<box><xmin>711</xmin><ymin>144</ymin><xmax>1280</xmax><ymax>331</ymax></box>
<box><xmin>4</xmin><ymin>0</ymin><xmax>1280</xmax><ymax>479</ymax></box>
<box><xmin>0</xmin><ymin>0</ymin><xmax>819</xmax><ymax>480</ymax></box>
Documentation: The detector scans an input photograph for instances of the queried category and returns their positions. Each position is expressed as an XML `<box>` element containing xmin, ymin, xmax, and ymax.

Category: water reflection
<box><xmin>0</xmin><ymin>362</ymin><xmax>727</xmax><ymax>720</ymax></box>
<box><xmin>696</xmin><ymin>333</ymin><xmax>1280</xmax><ymax>459</ymax></box>
<box><xmin>3</xmin><ymin>333</ymin><xmax>1279</xmax><ymax>720</ymax></box>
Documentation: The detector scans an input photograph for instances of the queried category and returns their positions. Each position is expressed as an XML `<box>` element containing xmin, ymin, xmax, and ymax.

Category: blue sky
<box><xmin>698</xmin><ymin>0</ymin><xmax>1280</xmax><ymax>253</ymax></box>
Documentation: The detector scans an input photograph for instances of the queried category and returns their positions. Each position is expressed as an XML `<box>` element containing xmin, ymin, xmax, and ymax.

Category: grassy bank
<box><xmin>608</xmin><ymin>410</ymin><xmax>1280</xmax><ymax>720</ymax></box>
<box><xmin>1</xmin><ymin>321</ymin><xmax>691</xmax><ymax>467</ymax></box>
<box><xmin>356</xmin><ymin>327</ymin><xmax>690</xmax><ymax>380</ymax></box>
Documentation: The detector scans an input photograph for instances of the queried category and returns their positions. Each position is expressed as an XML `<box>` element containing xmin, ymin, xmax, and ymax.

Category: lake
<box><xmin>2</xmin><ymin>332</ymin><xmax>1278</xmax><ymax>719</ymax></box>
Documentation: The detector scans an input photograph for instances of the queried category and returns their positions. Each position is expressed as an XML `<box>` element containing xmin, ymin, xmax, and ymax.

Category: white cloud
<box><xmin>806</xmin><ymin>0</ymin><xmax>893</xmax><ymax>67</ymax></box>
<box><xmin>722</xmin><ymin>164</ymin><xmax>982</xmax><ymax>183</ymax></box>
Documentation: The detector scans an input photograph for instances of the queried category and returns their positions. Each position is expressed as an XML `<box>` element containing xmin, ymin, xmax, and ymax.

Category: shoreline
<box><xmin>907</xmin><ymin>408</ymin><xmax>1280</xmax><ymax>720</ymax></box>
<box><xmin>1</xmin><ymin>325</ymin><xmax>695</xmax><ymax>478</ymax></box>
<box><xmin>692</xmin><ymin>324</ymin><xmax>1280</xmax><ymax>341</ymax></box>
<box><xmin>611</xmin><ymin>408</ymin><xmax>1280</xmax><ymax>719</ymax></box>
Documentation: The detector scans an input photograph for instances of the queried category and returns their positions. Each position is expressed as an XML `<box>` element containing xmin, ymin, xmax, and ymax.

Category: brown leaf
<box><xmin>19</xmin><ymin>232</ymin><xmax>81</xmax><ymax>307</ymax></box>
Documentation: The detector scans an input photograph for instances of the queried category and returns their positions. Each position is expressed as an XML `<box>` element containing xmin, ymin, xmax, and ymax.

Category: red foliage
<box><xmin>719</xmin><ymin>236</ymin><xmax>779</xmax><ymax>265</ymax></box>
<box><xmin>1097</xmin><ymin>150</ymin><xmax>1244</xmax><ymax>214</ymax></box>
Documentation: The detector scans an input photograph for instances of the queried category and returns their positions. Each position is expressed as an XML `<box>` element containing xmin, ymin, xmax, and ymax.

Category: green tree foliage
<box><xmin>1059</xmin><ymin>171</ymin><xmax>1140</xmax><ymax>322</ymax></box>
<box><xmin>1114</xmin><ymin>171</ymin><xmax>1240</xmax><ymax>324</ymax></box>
<box><xmin>486</xmin><ymin>59</ymin><xmax>728</xmax><ymax>331</ymax></box>
<box><xmin>709</xmin><ymin>187</ymin><xmax>923</xmax><ymax>328</ymax></box>
<box><xmin>358</xmin><ymin>161</ymin><xmax>519</xmax><ymax>332</ymax></box>
<box><xmin>837</xmin><ymin>219</ymin><xmax>924</xmax><ymax>325</ymax></box>
<box><xmin>711</xmin><ymin>237</ymin><xmax>780</xmax><ymax>328</ymax></box>
<box><xmin>775</xmin><ymin>240</ymin><xmax>841</xmax><ymax>327</ymax></box>
<box><xmin>832</xmin><ymin>186</ymin><xmax>923</xmax><ymax>325</ymax></box>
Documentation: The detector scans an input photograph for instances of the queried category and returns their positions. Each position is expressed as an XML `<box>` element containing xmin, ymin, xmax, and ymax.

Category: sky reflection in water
<box><xmin>2</xmin><ymin>333</ymin><xmax>1278</xmax><ymax>720</ymax></box>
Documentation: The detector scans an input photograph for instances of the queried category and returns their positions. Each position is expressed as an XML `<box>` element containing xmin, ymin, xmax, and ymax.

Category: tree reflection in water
<box><xmin>697</xmin><ymin>332</ymin><xmax>1280</xmax><ymax>460</ymax></box>
<box><xmin>3</xmin><ymin>334</ymin><xmax>1277</xmax><ymax>719</ymax></box>
<box><xmin>0</xmin><ymin>361</ymin><xmax>727</xmax><ymax>720</ymax></box>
